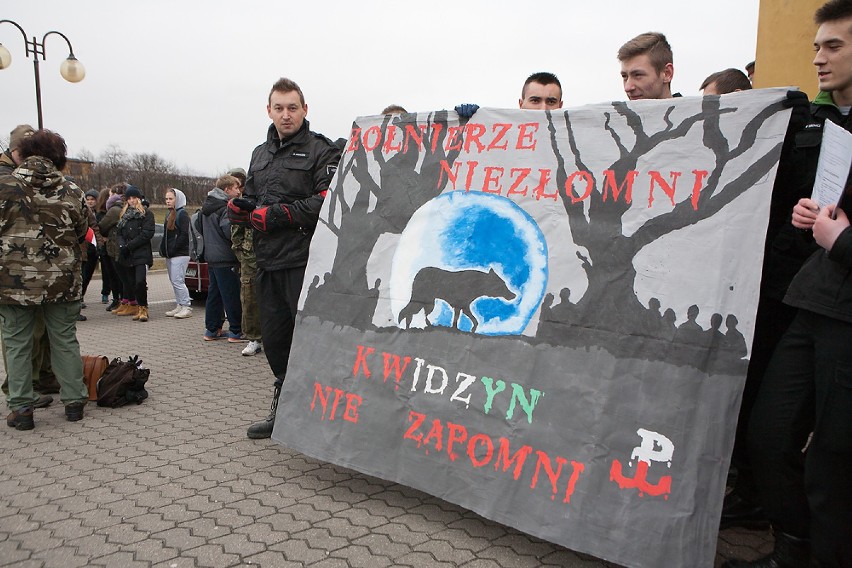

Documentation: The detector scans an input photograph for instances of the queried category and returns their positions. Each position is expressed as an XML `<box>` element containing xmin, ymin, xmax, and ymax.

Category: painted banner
<box><xmin>272</xmin><ymin>89</ymin><xmax>791</xmax><ymax>568</ymax></box>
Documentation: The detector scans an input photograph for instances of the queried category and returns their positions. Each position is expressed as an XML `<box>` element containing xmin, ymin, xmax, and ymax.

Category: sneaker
<box><xmin>101</xmin><ymin>294</ymin><xmax>109</xmax><ymax>304</ymax></box>
<box><xmin>242</xmin><ymin>340</ymin><xmax>263</xmax><ymax>356</ymax></box>
<box><xmin>203</xmin><ymin>329</ymin><xmax>225</xmax><ymax>341</ymax></box>
<box><xmin>174</xmin><ymin>306</ymin><xmax>193</xmax><ymax>319</ymax></box>
<box><xmin>106</xmin><ymin>299</ymin><xmax>120</xmax><ymax>312</ymax></box>
<box><xmin>227</xmin><ymin>332</ymin><xmax>249</xmax><ymax>343</ymax></box>
<box><xmin>165</xmin><ymin>305</ymin><xmax>181</xmax><ymax>317</ymax></box>
<box><xmin>65</xmin><ymin>401</ymin><xmax>85</xmax><ymax>422</ymax></box>
<box><xmin>7</xmin><ymin>407</ymin><xmax>34</xmax><ymax>430</ymax></box>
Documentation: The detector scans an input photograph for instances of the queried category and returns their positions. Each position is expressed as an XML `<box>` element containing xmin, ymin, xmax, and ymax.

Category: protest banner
<box><xmin>272</xmin><ymin>89</ymin><xmax>791</xmax><ymax>568</ymax></box>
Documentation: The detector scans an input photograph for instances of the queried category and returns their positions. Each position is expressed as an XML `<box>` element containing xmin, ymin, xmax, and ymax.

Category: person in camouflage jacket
<box><xmin>0</xmin><ymin>130</ymin><xmax>90</xmax><ymax>430</ymax></box>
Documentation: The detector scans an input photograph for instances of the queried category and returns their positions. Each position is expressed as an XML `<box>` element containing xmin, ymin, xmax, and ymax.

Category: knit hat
<box><xmin>125</xmin><ymin>186</ymin><xmax>143</xmax><ymax>199</ymax></box>
<box><xmin>227</xmin><ymin>167</ymin><xmax>246</xmax><ymax>177</ymax></box>
<box><xmin>9</xmin><ymin>124</ymin><xmax>35</xmax><ymax>151</ymax></box>
<box><xmin>85</xmin><ymin>189</ymin><xmax>99</xmax><ymax>199</ymax></box>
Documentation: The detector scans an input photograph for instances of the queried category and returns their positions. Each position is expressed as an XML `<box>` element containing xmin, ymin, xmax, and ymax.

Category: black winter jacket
<box><xmin>783</xmin><ymin>95</ymin><xmax>852</xmax><ymax>322</ymax></box>
<box><xmin>160</xmin><ymin>208</ymin><xmax>190</xmax><ymax>258</ymax></box>
<box><xmin>116</xmin><ymin>207</ymin><xmax>155</xmax><ymax>268</ymax></box>
<box><xmin>199</xmin><ymin>188</ymin><xmax>237</xmax><ymax>267</ymax></box>
<box><xmin>244</xmin><ymin>120</ymin><xmax>341</xmax><ymax>270</ymax></box>
<box><xmin>760</xmin><ymin>94</ymin><xmax>852</xmax><ymax>301</ymax></box>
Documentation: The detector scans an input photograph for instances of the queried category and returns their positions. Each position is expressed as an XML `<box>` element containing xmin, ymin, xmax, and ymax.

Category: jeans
<box><xmin>205</xmin><ymin>265</ymin><xmax>242</xmax><ymax>335</ymax></box>
<box><xmin>0</xmin><ymin>302</ymin><xmax>88</xmax><ymax>409</ymax></box>
<box><xmin>166</xmin><ymin>256</ymin><xmax>191</xmax><ymax>307</ymax></box>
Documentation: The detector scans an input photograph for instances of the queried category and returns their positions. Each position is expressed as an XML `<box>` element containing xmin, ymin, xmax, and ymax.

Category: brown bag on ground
<box><xmin>81</xmin><ymin>355</ymin><xmax>109</xmax><ymax>401</ymax></box>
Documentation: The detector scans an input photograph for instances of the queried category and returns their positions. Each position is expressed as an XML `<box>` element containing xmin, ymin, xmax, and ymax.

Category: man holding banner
<box><xmin>228</xmin><ymin>78</ymin><xmax>341</xmax><ymax>440</ymax></box>
<box><xmin>725</xmin><ymin>1</ymin><xmax>852</xmax><ymax>566</ymax></box>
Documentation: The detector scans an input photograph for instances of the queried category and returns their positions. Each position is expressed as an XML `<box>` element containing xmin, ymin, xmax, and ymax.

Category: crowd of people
<box><xmin>1</xmin><ymin>1</ymin><xmax>851</xmax><ymax>565</ymax></box>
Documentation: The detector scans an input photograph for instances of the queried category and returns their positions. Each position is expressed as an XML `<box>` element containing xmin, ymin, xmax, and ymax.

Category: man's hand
<box><xmin>250</xmin><ymin>203</ymin><xmax>293</xmax><ymax>233</ymax></box>
<box><xmin>792</xmin><ymin>197</ymin><xmax>820</xmax><ymax>229</ymax></box>
<box><xmin>454</xmin><ymin>104</ymin><xmax>479</xmax><ymax>119</ymax></box>
<box><xmin>813</xmin><ymin>204</ymin><xmax>850</xmax><ymax>251</ymax></box>
<box><xmin>227</xmin><ymin>198</ymin><xmax>252</xmax><ymax>226</ymax></box>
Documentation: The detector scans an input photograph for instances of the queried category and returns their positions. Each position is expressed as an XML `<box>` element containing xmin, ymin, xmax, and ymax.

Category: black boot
<box><xmin>247</xmin><ymin>383</ymin><xmax>281</xmax><ymax>439</ymax></box>
<box><xmin>723</xmin><ymin>532</ymin><xmax>810</xmax><ymax>568</ymax></box>
<box><xmin>720</xmin><ymin>491</ymin><xmax>769</xmax><ymax>530</ymax></box>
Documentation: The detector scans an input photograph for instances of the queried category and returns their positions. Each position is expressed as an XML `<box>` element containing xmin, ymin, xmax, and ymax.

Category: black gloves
<box><xmin>454</xmin><ymin>104</ymin><xmax>479</xmax><ymax>119</ymax></box>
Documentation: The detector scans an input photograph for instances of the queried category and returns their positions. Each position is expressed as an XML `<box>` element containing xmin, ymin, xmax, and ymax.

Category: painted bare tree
<box><xmin>542</xmin><ymin>96</ymin><xmax>787</xmax><ymax>343</ymax></box>
<box><xmin>306</xmin><ymin>110</ymin><xmax>465</xmax><ymax>326</ymax></box>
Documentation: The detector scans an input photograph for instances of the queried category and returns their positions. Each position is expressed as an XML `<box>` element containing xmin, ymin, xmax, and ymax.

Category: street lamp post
<box><xmin>0</xmin><ymin>19</ymin><xmax>85</xmax><ymax>130</ymax></box>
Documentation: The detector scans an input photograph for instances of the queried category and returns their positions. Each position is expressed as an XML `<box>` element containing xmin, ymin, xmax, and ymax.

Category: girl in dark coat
<box><xmin>115</xmin><ymin>186</ymin><xmax>155</xmax><ymax>322</ymax></box>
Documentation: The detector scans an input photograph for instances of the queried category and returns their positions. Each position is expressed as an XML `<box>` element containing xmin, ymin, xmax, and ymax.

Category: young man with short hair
<box><xmin>723</xmin><ymin>1</ymin><xmax>852</xmax><ymax>566</ymax></box>
<box><xmin>519</xmin><ymin>71</ymin><xmax>563</xmax><ymax>110</ymax></box>
<box><xmin>617</xmin><ymin>32</ymin><xmax>675</xmax><ymax>100</ymax></box>
<box><xmin>700</xmin><ymin>68</ymin><xmax>753</xmax><ymax>95</ymax></box>
<box><xmin>229</xmin><ymin>78</ymin><xmax>341</xmax><ymax>439</ymax></box>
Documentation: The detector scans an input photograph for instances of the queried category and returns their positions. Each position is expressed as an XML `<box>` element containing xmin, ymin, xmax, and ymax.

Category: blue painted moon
<box><xmin>390</xmin><ymin>191</ymin><xmax>548</xmax><ymax>336</ymax></box>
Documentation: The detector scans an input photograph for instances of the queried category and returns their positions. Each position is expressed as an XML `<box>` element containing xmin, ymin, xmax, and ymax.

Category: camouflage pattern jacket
<box><xmin>0</xmin><ymin>156</ymin><xmax>88</xmax><ymax>305</ymax></box>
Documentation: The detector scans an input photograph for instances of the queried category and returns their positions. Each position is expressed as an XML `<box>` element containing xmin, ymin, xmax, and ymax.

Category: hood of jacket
<box><xmin>106</xmin><ymin>193</ymin><xmax>123</xmax><ymax>209</ymax></box>
<box><xmin>201</xmin><ymin>186</ymin><xmax>229</xmax><ymax>215</ymax></box>
<box><xmin>171</xmin><ymin>188</ymin><xmax>187</xmax><ymax>210</ymax></box>
<box><xmin>13</xmin><ymin>156</ymin><xmax>65</xmax><ymax>192</ymax></box>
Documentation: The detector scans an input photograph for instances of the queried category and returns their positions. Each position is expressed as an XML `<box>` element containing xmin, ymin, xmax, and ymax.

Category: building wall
<box><xmin>754</xmin><ymin>0</ymin><xmax>822</xmax><ymax>97</ymax></box>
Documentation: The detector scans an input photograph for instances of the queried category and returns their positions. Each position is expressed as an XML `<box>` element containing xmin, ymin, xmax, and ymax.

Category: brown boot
<box><xmin>136</xmin><ymin>306</ymin><xmax>149</xmax><ymax>322</ymax></box>
<box><xmin>116</xmin><ymin>303</ymin><xmax>137</xmax><ymax>316</ymax></box>
<box><xmin>111</xmin><ymin>303</ymin><xmax>129</xmax><ymax>315</ymax></box>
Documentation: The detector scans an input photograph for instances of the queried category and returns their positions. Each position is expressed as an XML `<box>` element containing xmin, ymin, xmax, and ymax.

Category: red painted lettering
<box><xmin>423</xmin><ymin>419</ymin><xmax>444</xmax><ymax>452</ymax></box>
<box><xmin>347</xmin><ymin>128</ymin><xmax>361</xmax><ymax>152</ymax></box>
<box><xmin>439</xmin><ymin>160</ymin><xmax>461</xmax><ymax>190</ymax></box>
<box><xmin>310</xmin><ymin>382</ymin><xmax>332</xmax><ymax>415</ymax></box>
<box><xmin>532</xmin><ymin>169</ymin><xmax>557</xmax><ymax>201</ymax></box>
<box><xmin>446</xmin><ymin>421</ymin><xmax>468</xmax><ymax>462</ymax></box>
<box><xmin>516</xmin><ymin>123</ymin><xmax>538</xmax><ymax>150</ymax></box>
<box><xmin>566</xmin><ymin>171</ymin><xmax>594</xmax><ymax>204</ymax></box>
<box><xmin>343</xmin><ymin>393</ymin><xmax>362</xmax><ymax>423</ymax></box>
<box><xmin>487</xmin><ymin>123</ymin><xmax>511</xmax><ymax>151</ymax></box>
<box><xmin>353</xmin><ymin>345</ymin><xmax>375</xmax><ymax>378</ymax></box>
<box><xmin>363</xmin><ymin>126</ymin><xmax>382</xmax><ymax>152</ymax></box>
<box><xmin>382</xmin><ymin>126</ymin><xmax>401</xmax><ymax>153</ymax></box>
<box><xmin>446</xmin><ymin>126</ymin><xmax>464</xmax><ymax>152</ymax></box>
<box><xmin>530</xmin><ymin>450</ymin><xmax>569</xmax><ymax>501</ymax></box>
<box><xmin>648</xmin><ymin>170</ymin><xmax>682</xmax><ymax>207</ymax></box>
<box><xmin>467</xmin><ymin>433</ymin><xmax>494</xmax><ymax>467</ymax></box>
<box><xmin>482</xmin><ymin>167</ymin><xmax>504</xmax><ymax>194</ymax></box>
<box><xmin>495</xmin><ymin>439</ymin><xmax>533</xmax><ymax>480</ymax></box>
<box><xmin>691</xmin><ymin>169</ymin><xmax>709</xmax><ymax>210</ymax></box>
<box><xmin>507</xmin><ymin>168</ymin><xmax>531</xmax><ymax>197</ymax></box>
<box><xmin>464</xmin><ymin>123</ymin><xmax>486</xmax><ymax>153</ymax></box>
<box><xmin>603</xmin><ymin>170</ymin><xmax>637</xmax><ymax>204</ymax></box>
<box><xmin>404</xmin><ymin>411</ymin><xmax>426</xmax><ymax>446</ymax></box>
<box><xmin>382</xmin><ymin>353</ymin><xmax>411</xmax><ymax>390</ymax></box>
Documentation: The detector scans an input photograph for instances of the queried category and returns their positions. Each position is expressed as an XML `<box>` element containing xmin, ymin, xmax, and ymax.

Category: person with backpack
<box><xmin>160</xmin><ymin>188</ymin><xmax>192</xmax><ymax>319</ymax></box>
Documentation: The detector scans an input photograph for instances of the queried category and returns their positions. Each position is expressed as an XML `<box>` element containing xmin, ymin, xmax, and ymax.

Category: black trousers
<box><xmin>102</xmin><ymin>255</ymin><xmax>122</xmax><ymax>299</ymax></box>
<box><xmin>256</xmin><ymin>266</ymin><xmax>306</xmax><ymax>386</ymax></box>
<box><xmin>731</xmin><ymin>296</ymin><xmax>798</xmax><ymax>502</ymax></box>
<box><xmin>117</xmin><ymin>263</ymin><xmax>148</xmax><ymax>306</ymax></box>
<box><xmin>749</xmin><ymin>310</ymin><xmax>852</xmax><ymax>566</ymax></box>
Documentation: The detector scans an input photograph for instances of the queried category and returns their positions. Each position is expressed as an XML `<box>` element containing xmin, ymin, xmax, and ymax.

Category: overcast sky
<box><xmin>1</xmin><ymin>1</ymin><xmax>759</xmax><ymax>178</ymax></box>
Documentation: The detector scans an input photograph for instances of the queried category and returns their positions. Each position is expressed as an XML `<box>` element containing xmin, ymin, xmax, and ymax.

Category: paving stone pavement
<box><xmin>0</xmin><ymin>271</ymin><xmax>773</xmax><ymax>568</ymax></box>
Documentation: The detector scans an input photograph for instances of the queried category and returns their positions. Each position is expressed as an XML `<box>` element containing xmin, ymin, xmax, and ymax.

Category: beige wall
<box><xmin>754</xmin><ymin>0</ymin><xmax>821</xmax><ymax>96</ymax></box>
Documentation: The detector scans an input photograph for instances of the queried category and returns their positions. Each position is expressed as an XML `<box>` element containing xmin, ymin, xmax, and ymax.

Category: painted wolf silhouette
<box><xmin>398</xmin><ymin>267</ymin><xmax>516</xmax><ymax>332</ymax></box>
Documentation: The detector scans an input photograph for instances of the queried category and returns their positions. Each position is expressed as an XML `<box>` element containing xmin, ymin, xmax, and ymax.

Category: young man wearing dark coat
<box><xmin>723</xmin><ymin>1</ymin><xmax>852</xmax><ymax>566</ymax></box>
<box><xmin>229</xmin><ymin>77</ymin><xmax>341</xmax><ymax>439</ymax></box>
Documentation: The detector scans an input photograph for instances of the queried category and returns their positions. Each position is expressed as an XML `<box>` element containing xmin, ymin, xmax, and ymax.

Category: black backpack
<box><xmin>96</xmin><ymin>355</ymin><xmax>150</xmax><ymax>407</ymax></box>
<box><xmin>189</xmin><ymin>208</ymin><xmax>205</xmax><ymax>262</ymax></box>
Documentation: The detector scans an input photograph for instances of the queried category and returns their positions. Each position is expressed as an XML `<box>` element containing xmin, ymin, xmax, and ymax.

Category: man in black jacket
<box><xmin>229</xmin><ymin>77</ymin><xmax>341</xmax><ymax>439</ymax></box>
<box><xmin>723</xmin><ymin>1</ymin><xmax>852</xmax><ymax>566</ymax></box>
